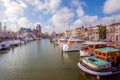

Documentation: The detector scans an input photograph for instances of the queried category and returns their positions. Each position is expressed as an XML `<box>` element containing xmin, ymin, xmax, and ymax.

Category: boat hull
<box><xmin>79</xmin><ymin>50</ymin><xmax>91</xmax><ymax>57</ymax></box>
<box><xmin>62</xmin><ymin>43</ymin><xmax>82</xmax><ymax>52</ymax></box>
<box><xmin>78</xmin><ymin>62</ymin><xmax>120</xmax><ymax>76</ymax></box>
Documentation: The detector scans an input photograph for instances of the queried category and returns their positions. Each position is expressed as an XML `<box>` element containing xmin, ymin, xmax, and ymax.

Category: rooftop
<box><xmin>109</xmin><ymin>22</ymin><xmax>120</xmax><ymax>26</ymax></box>
<box><xmin>95</xmin><ymin>47</ymin><xmax>120</xmax><ymax>53</ymax></box>
<box><xmin>83</xmin><ymin>41</ymin><xmax>106</xmax><ymax>45</ymax></box>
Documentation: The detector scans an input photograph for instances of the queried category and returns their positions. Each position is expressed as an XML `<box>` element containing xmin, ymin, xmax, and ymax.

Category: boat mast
<box><xmin>16</xmin><ymin>22</ymin><xmax>19</xmax><ymax>40</ymax></box>
<box><xmin>69</xmin><ymin>23</ymin><xmax>71</xmax><ymax>38</ymax></box>
<box><xmin>4</xmin><ymin>23</ymin><xmax>6</xmax><ymax>40</ymax></box>
<box><xmin>54</xmin><ymin>25</ymin><xmax>55</xmax><ymax>38</ymax></box>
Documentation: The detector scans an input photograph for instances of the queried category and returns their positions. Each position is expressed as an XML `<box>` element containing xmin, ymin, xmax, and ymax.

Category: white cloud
<box><xmin>2</xmin><ymin>0</ymin><xmax>27</xmax><ymax>18</ymax></box>
<box><xmin>73</xmin><ymin>15</ymin><xmax>98</xmax><ymax>28</ymax></box>
<box><xmin>99</xmin><ymin>14</ymin><xmax>120</xmax><ymax>25</ymax></box>
<box><xmin>72</xmin><ymin>0</ymin><xmax>80</xmax><ymax>7</ymax></box>
<box><xmin>73</xmin><ymin>19</ymin><xmax>83</xmax><ymax>28</ymax></box>
<box><xmin>18</xmin><ymin>17</ymin><xmax>31</xmax><ymax>28</ymax></box>
<box><xmin>74</xmin><ymin>19</ymin><xmax>83</xmax><ymax>27</ymax></box>
<box><xmin>26</xmin><ymin>0</ymin><xmax>61</xmax><ymax>14</ymax></box>
<box><xmin>76</xmin><ymin>6</ymin><xmax>84</xmax><ymax>17</ymax></box>
<box><xmin>72</xmin><ymin>0</ymin><xmax>86</xmax><ymax>7</ymax></box>
<box><xmin>50</xmin><ymin>7</ymin><xmax>74</xmax><ymax>32</ymax></box>
<box><xmin>49</xmin><ymin>0</ymin><xmax>61</xmax><ymax>9</ymax></box>
<box><xmin>81</xmin><ymin>15</ymin><xmax>98</xmax><ymax>25</ymax></box>
<box><xmin>103</xmin><ymin>0</ymin><xmax>120</xmax><ymax>14</ymax></box>
<box><xmin>0</xmin><ymin>0</ymin><xmax>30</xmax><ymax>31</ymax></box>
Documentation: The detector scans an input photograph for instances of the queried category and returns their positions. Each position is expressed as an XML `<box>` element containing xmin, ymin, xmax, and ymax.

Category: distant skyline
<box><xmin>0</xmin><ymin>0</ymin><xmax>120</xmax><ymax>33</ymax></box>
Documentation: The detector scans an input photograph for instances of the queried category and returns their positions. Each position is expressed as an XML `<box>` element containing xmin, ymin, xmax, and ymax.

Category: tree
<box><xmin>98</xmin><ymin>25</ymin><xmax>106</xmax><ymax>40</ymax></box>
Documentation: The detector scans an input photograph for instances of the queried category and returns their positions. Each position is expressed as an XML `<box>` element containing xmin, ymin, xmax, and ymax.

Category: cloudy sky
<box><xmin>0</xmin><ymin>0</ymin><xmax>120</xmax><ymax>33</ymax></box>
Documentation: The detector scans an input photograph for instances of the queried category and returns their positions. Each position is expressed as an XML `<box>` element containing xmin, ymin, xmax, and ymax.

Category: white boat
<box><xmin>0</xmin><ymin>41</ymin><xmax>11</xmax><ymax>50</ymax></box>
<box><xmin>12</xmin><ymin>40</ymin><xmax>20</xmax><ymax>46</ymax></box>
<box><xmin>78</xmin><ymin>47</ymin><xmax>120</xmax><ymax>77</ymax></box>
<box><xmin>20</xmin><ymin>40</ymin><xmax>25</xmax><ymax>45</ymax></box>
<box><xmin>77</xmin><ymin>61</ymin><xmax>112</xmax><ymax>76</ymax></box>
<box><xmin>79</xmin><ymin>41</ymin><xmax>106</xmax><ymax>57</ymax></box>
<box><xmin>62</xmin><ymin>38</ymin><xmax>84</xmax><ymax>52</ymax></box>
<box><xmin>59</xmin><ymin>37</ymin><xmax>68</xmax><ymax>48</ymax></box>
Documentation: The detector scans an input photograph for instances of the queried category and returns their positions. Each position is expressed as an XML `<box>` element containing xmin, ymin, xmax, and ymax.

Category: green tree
<box><xmin>98</xmin><ymin>25</ymin><xmax>106</xmax><ymax>40</ymax></box>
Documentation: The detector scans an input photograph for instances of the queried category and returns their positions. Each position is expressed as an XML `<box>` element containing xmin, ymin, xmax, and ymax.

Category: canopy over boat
<box><xmin>82</xmin><ymin>41</ymin><xmax>106</xmax><ymax>45</ymax></box>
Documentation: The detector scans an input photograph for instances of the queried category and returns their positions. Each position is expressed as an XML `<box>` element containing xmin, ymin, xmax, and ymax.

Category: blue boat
<box><xmin>0</xmin><ymin>41</ymin><xmax>11</xmax><ymax>50</ymax></box>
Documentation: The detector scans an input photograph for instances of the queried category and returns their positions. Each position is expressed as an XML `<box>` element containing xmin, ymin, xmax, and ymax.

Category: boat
<box><xmin>12</xmin><ymin>40</ymin><xmax>20</xmax><ymax>46</ymax></box>
<box><xmin>78</xmin><ymin>47</ymin><xmax>120</xmax><ymax>78</ymax></box>
<box><xmin>79</xmin><ymin>41</ymin><xmax>107</xmax><ymax>57</ymax></box>
<box><xmin>59</xmin><ymin>37</ymin><xmax>68</xmax><ymax>48</ymax></box>
<box><xmin>49</xmin><ymin>38</ymin><xmax>54</xmax><ymax>42</ymax></box>
<box><xmin>20</xmin><ymin>39</ymin><xmax>25</xmax><ymax>45</ymax></box>
<box><xmin>0</xmin><ymin>41</ymin><xmax>11</xmax><ymax>50</ymax></box>
<box><xmin>61</xmin><ymin>38</ymin><xmax>84</xmax><ymax>52</ymax></box>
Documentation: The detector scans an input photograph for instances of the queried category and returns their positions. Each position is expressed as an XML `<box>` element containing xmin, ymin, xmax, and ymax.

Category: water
<box><xmin>0</xmin><ymin>39</ymin><xmax>119</xmax><ymax>80</ymax></box>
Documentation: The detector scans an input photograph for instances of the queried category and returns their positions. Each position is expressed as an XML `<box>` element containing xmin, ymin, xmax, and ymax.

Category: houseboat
<box><xmin>61</xmin><ymin>38</ymin><xmax>84</xmax><ymax>52</ymax></box>
<box><xmin>79</xmin><ymin>41</ymin><xmax>107</xmax><ymax>57</ymax></box>
<box><xmin>78</xmin><ymin>47</ymin><xmax>120</xmax><ymax>79</ymax></box>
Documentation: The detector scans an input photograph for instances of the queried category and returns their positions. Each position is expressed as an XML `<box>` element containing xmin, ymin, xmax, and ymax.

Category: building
<box><xmin>106</xmin><ymin>22</ymin><xmax>120</xmax><ymax>42</ymax></box>
<box><xmin>0</xmin><ymin>21</ymin><xmax>2</xmax><ymax>31</ymax></box>
<box><xmin>36</xmin><ymin>24</ymin><xmax>41</xmax><ymax>37</ymax></box>
<box><xmin>88</xmin><ymin>26</ymin><xmax>99</xmax><ymax>41</ymax></box>
<box><xmin>19</xmin><ymin>27</ymin><xmax>33</xmax><ymax>38</ymax></box>
<box><xmin>65</xmin><ymin>30</ymin><xmax>72</xmax><ymax>38</ymax></box>
<box><xmin>74</xmin><ymin>26</ymin><xmax>85</xmax><ymax>38</ymax></box>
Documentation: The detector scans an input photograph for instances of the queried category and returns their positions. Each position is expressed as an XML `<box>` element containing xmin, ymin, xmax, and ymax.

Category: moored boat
<box><xmin>79</xmin><ymin>41</ymin><xmax>107</xmax><ymax>57</ymax></box>
<box><xmin>0</xmin><ymin>41</ymin><xmax>11</xmax><ymax>50</ymax></box>
<box><xmin>62</xmin><ymin>38</ymin><xmax>84</xmax><ymax>52</ymax></box>
<box><xmin>78</xmin><ymin>47</ymin><xmax>120</xmax><ymax>79</ymax></box>
<box><xmin>12</xmin><ymin>40</ymin><xmax>20</xmax><ymax>46</ymax></box>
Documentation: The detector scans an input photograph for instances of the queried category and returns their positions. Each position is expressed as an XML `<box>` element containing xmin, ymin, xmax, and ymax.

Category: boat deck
<box><xmin>83</xmin><ymin>56</ymin><xmax>110</xmax><ymax>66</ymax></box>
<box><xmin>95</xmin><ymin>47</ymin><xmax>120</xmax><ymax>53</ymax></box>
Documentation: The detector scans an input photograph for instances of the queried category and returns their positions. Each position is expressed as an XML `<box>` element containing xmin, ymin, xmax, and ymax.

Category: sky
<box><xmin>0</xmin><ymin>0</ymin><xmax>120</xmax><ymax>33</ymax></box>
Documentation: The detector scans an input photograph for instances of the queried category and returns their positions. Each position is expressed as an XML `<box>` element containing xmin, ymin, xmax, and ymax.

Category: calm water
<box><xmin>0</xmin><ymin>39</ymin><xmax>119</xmax><ymax>80</ymax></box>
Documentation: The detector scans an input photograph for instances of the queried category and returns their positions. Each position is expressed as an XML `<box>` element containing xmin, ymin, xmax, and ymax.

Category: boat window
<box><xmin>98</xmin><ymin>52</ymin><xmax>101</xmax><ymax>55</ymax></box>
<box><xmin>107</xmin><ymin>53</ymin><xmax>109</xmax><ymax>56</ymax></box>
<box><xmin>109</xmin><ymin>53</ymin><xmax>113</xmax><ymax>56</ymax></box>
<box><xmin>95</xmin><ymin>51</ymin><xmax>98</xmax><ymax>54</ymax></box>
<box><xmin>70</xmin><ymin>41</ymin><xmax>75</xmax><ymax>44</ymax></box>
<box><xmin>76</xmin><ymin>41</ymin><xmax>80</xmax><ymax>43</ymax></box>
<box><xmin>88</xmin><ymin>58</ymin><xmax>96</xmax><ymax>62</ymax></box>
<box><xmin>102</xmin><ymin>53</ymin><xmax>106</xmax><ymax>56</ymax></box>
<box><xmin>76</xmin><ymin>41</ymin><xmax>84</xmax><ymax>43</ymax></box>
<box><xmin>88</xmin><ymin>45</ymin><xmax>93</xmax><ymax>51</ymax></box>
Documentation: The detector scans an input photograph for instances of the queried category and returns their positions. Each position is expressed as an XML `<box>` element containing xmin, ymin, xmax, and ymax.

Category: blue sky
<box><xmin>0</xmin><ymin>0</ymin><xmax>120</xmax><ymax>33</ymax></box>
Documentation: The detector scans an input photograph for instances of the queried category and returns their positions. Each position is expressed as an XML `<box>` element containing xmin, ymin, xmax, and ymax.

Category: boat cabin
<box><xmin>68</xmin><ymin>38</ymin><xmax>84</xmax><ymax>45</ymax></box>
<box><xmin>60</xmin><ymin>38</ymin><xmax>68</xmax><ymax>44</ymax></box>
<box><xmin>94</xmin><ymin>47</ymin><xmax>120</xmax><ymax>64</ymax></box>
<box><xmin>81</xmin><ymin>42</ymin><xmax>107</xmax><ymax>52</ymax></box>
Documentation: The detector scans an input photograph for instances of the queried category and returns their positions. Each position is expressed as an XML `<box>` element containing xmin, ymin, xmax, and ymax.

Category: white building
<box><xmin>107</xmin><ymin>22</ymin><xmax>120</xmax><ymax>41</ymax></box>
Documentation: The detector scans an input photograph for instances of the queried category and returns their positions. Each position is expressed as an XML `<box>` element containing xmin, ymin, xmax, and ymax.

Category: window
<box><xmin>109</xmin><ymin>53</ymin><xmax>113</xmax><ymax>56</ymax></box>
<box><xmin>116</xmin><ymin>35</ymin><xmax>119</xmax><ymax>41</ymax></box>
<box><xmin>102</xmin><ymin>53</ymin><xmax>106</xmax><ymax>56</ymax></box>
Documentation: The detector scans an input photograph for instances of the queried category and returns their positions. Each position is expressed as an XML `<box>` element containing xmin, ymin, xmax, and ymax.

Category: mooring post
<box><xmin>97</xmin><ymin>75</ymin><xmax>100</xmax><ymax>80</ymax></box>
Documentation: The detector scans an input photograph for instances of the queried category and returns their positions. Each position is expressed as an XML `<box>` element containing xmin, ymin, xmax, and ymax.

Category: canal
<box><xmin>0</xmin><ymin>39</ymin><xmax>119</xmax><ymax>80</ymax></box>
